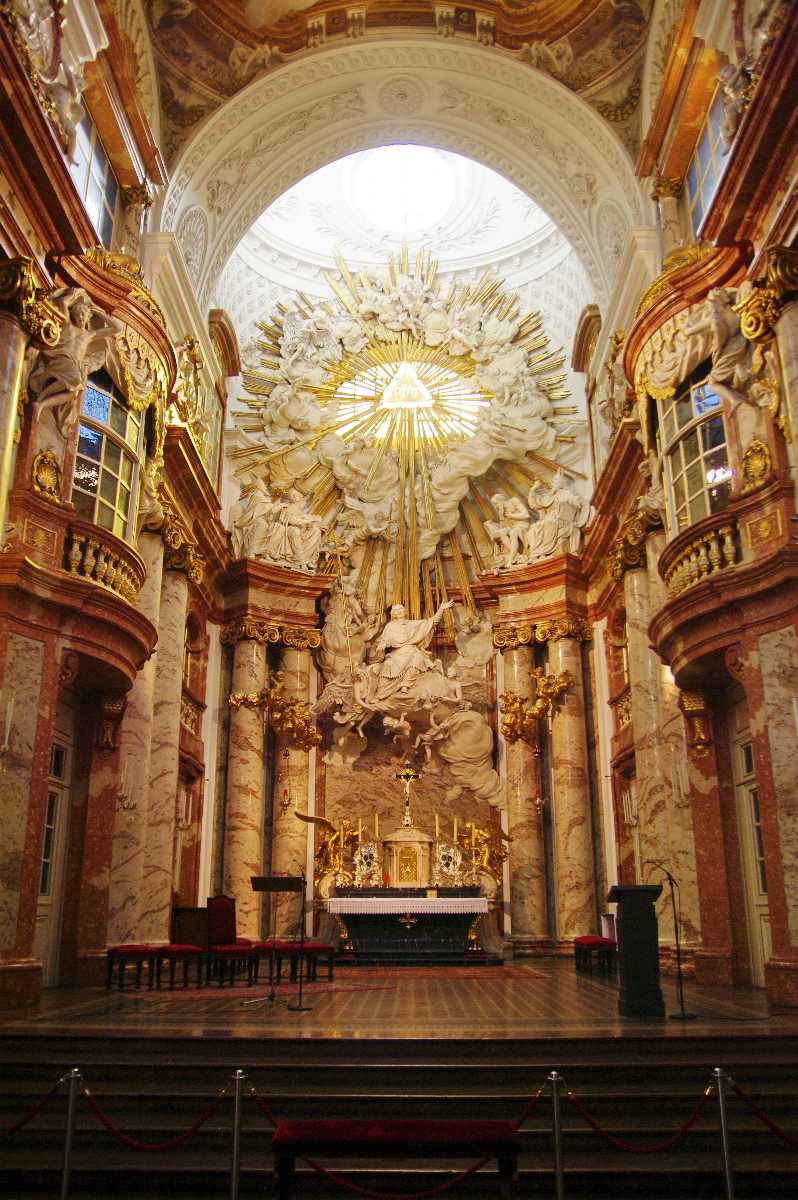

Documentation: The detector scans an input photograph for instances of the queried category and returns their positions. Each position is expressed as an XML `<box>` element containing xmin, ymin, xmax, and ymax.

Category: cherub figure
<box><xmin>294</xmin><ymin>811</ymin><xmax>359</xmax><ymax>878</ymax></box>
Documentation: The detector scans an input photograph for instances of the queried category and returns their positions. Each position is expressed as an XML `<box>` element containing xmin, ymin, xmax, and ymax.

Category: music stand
<box><xmin>245</xmin><ymin>875</ymin><xmax>311</xmax><ymax>1012</ymax></box>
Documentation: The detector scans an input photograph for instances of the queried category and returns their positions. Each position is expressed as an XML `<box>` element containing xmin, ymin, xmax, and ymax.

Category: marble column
<box><xmin>223</xmin><ymin>637</ymin><xmax>268</xmax><ymax>939</ymax></box>
<box><xmin>270</xmin><ymin>647</ymin><xmax>312</xmax><ymax>938</ymax></box>
<box><xmin>0</xmin><ymin>310</ymin><xmax>26</xmax><ymax>542</ymax></box>
<box><xmin>549</xmin><ymin>637</ymin><xmax>595</xmax><ymax>940</ymax></box>
<box><xmin>137</xmin><ymin>567</ymin><xmax>188</xmax><ymax>943</ymax></box>
<box><xmin>106</xmin><ymin>532</ymin><xmax>164</xmax><ymax>944</ymax></box>
<box><xmin>502</xmin><ymin>644</ymin><xmax>548</xmax><ymax>949</ymax></box>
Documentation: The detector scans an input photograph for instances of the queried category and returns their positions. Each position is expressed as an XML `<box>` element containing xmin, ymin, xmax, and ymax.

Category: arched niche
<box><xmin>158</xmin><ymin>38</ymin><xmax>649</xmax><ymax>311</ymax></box>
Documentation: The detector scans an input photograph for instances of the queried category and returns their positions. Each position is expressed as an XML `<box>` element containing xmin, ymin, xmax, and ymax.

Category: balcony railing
<box><xmin>661</xmin><ymin>517</ymin><xmax>740</xmax><ymax>598</ymax></box>
<box><xmin>64</xmin><ymin>524</ymin><xmax>145</xmax><ymax>603</ymax></box>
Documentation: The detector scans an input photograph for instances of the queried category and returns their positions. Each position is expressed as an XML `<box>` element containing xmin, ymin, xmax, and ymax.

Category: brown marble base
<box><xmin>0</xmin><ymin>957</ymin><xmax>42</xmax><ymax>1008</ymax></box>
<box><xmin>765</xmin><ymin>957</ymin><xmax>798</xmax><ymax>1007</ymax></box>
<box><xmin>510</xmin><ymin>936</ymin><xmax>553</xmax><ymax>957</ymax></box>
<box><xmin>692</xmin><ymin>949</ymin><xmax>735</xmax><ymax>988</ymax></box>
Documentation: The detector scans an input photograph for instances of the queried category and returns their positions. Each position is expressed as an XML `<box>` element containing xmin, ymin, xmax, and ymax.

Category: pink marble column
<box><xmin>107</xmin><ymin>532</ymin><xmax>164</xmax><ymax>944</ymax></box>
<box><xmin>549</xmin><ymin>637</ymin><xmax>595</xmax><ymax>941</ymax></box>
<box><xmin>270</xmin><ymin>647</ymin><xmax>312</xmax><ymax>938</ymax></box>
<box><xmin>502</xmin><ymin>644</ymin><xmax>548</xmax><ymax>950</ymax></box>
<box><xmin>0</xmin><ymin>310</ymin><xmax>26</xmax><ymax>541</ymax></box>
<box><xmin>137</xmin><ymin>567</ymin><xmax>188</xmax><ymax>943</ymax></box>
<box><xmin>223</xmin><ymin>637</ymin><xmax>268</xmax><ymax>939</ymax></box>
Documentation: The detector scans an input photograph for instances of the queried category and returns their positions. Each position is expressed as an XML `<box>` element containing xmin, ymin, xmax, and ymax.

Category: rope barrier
<box><xmin>731</xmin><ymin>1081</ymin><xmax>798</xmax><ymax>1150</ymax></box>
<box><xmin>514</xmin><ymin>1085</ymin><xmax>544</xmax><ymax>1128</ymax></box>
<box><xmin>82</xmin><ymin>1083</ymin><xmax>228</xmax><ymax>1152</ymax></box>
<box><xmin>565</xmin><ymin>1084</ymin><xmax>714</xmax><ymax>1154</ymax></box>
<box><xmin>1</xmin><ymin>1077</ymin><xmax>63</xmax><ymax>1138</ymax></box>
<box><xmin>301</xmin><ymin>1155</ymin><xmax>492</xmax><ymax>1200</ymax></box>
<box><xmin>249</xmin><ymin>1088</ymin><xmax>280</xmax><ymax>1128</ymax></box>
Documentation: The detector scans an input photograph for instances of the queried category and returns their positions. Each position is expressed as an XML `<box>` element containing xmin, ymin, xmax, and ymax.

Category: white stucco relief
<box><xmin>157</xmin><ymin>39</ymin><xmax>645</xmax><ymax>309</ymax></box>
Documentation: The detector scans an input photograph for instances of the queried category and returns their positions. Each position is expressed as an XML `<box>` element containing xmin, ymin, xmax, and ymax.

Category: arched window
<box><xmin>658</xmin><ymin>365</ymin><xmax>732</xmax><ymax>535</ymax></box>
<box><xmin>71</xmin><ymin>370</ymin><xmax>144</xmax><ymax>541</ymax></box>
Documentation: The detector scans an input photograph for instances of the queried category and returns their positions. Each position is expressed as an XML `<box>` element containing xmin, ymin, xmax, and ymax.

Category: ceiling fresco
<box><xmin>146</xmin><ymin>0</ymin><xmax>652</xmax><ymax>165</ymax></box>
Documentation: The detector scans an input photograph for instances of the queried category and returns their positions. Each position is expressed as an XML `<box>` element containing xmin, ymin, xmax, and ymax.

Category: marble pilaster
<box><xmin>223</xmin><ymin>637</ymin><xmax>268</xmax><ymax>939</ymax></box>
<box><xmin>549</xmin><ymin>637</ymin><xmax>595</xmax><ymax>939</ymax></box>
<box><xmin>270</xmin><ymin>647</ymin><xmax>312</xmax><ymax>938</ymax></box>
<box><xmin>138</xmin><ymin>567</ymin><xmax>189</xmax><ymax>943</ymax></box>
<box><xmin>502</xmin><ymin>645</ymin><xmax>548</xmax><ymax>947</ymax></box>
<box><xmin>106</xmin><ymin>532</ymin><xmax>165</xmax><ymax>944</ymax></box>
<box><xmin>70</xmin><ymin>738</ymin><xmax>123</xmax><ymax>985</ymax></box>
<box><xmin>0</xmin><ymin>311</ymin><xmax>26</xmax><ymax>542</ymax></box>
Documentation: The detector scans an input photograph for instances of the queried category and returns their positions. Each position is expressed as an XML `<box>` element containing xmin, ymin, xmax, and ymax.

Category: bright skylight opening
<box><xmin>352</xmin><ymin>147</ymin><xmax>455</xmax><ymax>234</ymax></box>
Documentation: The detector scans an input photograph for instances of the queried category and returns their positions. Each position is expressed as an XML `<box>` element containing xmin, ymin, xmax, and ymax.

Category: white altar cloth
<box><xmin>324</xmin><ymin>897</ymin><xmax>488</xmax><ymax>915</ymax></box>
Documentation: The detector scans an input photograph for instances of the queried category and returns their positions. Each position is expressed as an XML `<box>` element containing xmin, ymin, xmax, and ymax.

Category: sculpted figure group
<box><xmin>485</xmin><ymin>471</ymin><xmax>591</xmax><ymax>570</ymax></box>
<box><xmin>229</xmin><ymin>479</ymin><xmax>325</xmax><ymax>571</ymax></box>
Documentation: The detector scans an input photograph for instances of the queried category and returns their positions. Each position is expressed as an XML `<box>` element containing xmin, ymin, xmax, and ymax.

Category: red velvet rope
<box><xmin>301</xmin><ymin>1155</ymin><xmax>491</xmax><ymax>1199</ymax></box>
<box><xmin>1</xmin><ymin>1079</ymin><xmax>62</xmax><ymax>1138</ymax></box>
<box><xmin>250</xmin><ymin>1090</ymin><xmax>280</xmax><ymax>1128</ymax></box>
<box><xmin>514</xmin><ymin>1087</ymin><xmax>544</xmax><ymax>1129</ymax></box>
<box><xmin>566</xmin><ymin>1088</ymin><xmax>712</xmax><ymax>1154</ymax></box>
<box><xmin>731</xmin><ymin>1082</ymin><xmax>798</xmax><ymax>1149</ymax></box>
<box><xmin>82</xmin><ymin>1086</ymin><xmax>227</xmax><ymax>1152</ymax></box>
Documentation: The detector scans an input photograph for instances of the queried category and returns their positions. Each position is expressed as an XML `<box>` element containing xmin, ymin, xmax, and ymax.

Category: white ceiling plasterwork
<box><xmin>158</xmin><ymin>38</ymin><xmax>647</xmax><ymax>311</ymax></box>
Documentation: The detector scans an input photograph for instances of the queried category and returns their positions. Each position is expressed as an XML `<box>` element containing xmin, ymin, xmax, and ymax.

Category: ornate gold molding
<box><xmin>650</xmin><ymin>176</ymin><xmax>683</xmax><ymax>200</ymax></box>
<box><xmin>634</xmin><ymin>243</ymin><xmax>714</xmax><ymax>321</ymax></box>
<box><xmin>534</xmin><ymin>615</ymin><xmax>592</xmax><ymax>643</ymax></box>
<box><xmin>492</xmin><ymin>623</ymin><xmax>533</xmax><ymax>650</ymax></box>
<box><xmin>121</xmin><ymin>184</ymin><xmax>154</xmax><ymax>211</ymax></box>
<box><xmin>220</xmin><ymin>617</ymin><xmax>320</xmax><ymax>649</ymax></box>
<box><xmin>85</xmin><ymin>246</ymin><xmax>166</xmax><ymax>328</ymax></box>
<box><xmin>161</xmin><ymin>499</ymin><xmax>205</xmax><ymax>583</ymax></box>
<box><xmin>228</xmin><ymin>671</ymin><xmax>321</xmax><ymax>751</ymax></box>
<box><xmin>31</xmin><ymin>449</ymin><xmax>62</xmax><ymax>503</ymax></box>
<box><xmin>96</xmin><ymin>691</ymin><xmax>128</xmax><ymax>753</ymax></box>
<box><xmin>610</xmin><ymin>508</ymin><xmax>664</xmax><ymax>581</ymax></box>
<box><xmin>499</xmin><ymin>668</ymin><xmax>574</xmax><ymax>746</ymax></box>
<box><xmin>678</xmin><ymin>689</ymin><xmax>712</xmax><ymax>758</ymax></box>
<box><xmin>180</xmin><ymin>693</ymin><xmax>201</xmax><ymax>734</ymax></box>
<box><xmin>0</xmin><ymin>257</ymin><xmax>61</xmax><ymax>345</ymax></box>
<box><xmin>740</xmin><ymin>438</ymin><xmax>772</xmax><ymax>495</ymax></box>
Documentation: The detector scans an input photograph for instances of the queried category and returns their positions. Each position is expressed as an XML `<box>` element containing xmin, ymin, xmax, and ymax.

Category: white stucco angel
<box><xmin>485</xmin><ymin>492</ymin><xmax>530</xmax><ymax>569</ymax></box>
<box><xmin>229</xmin><ymin>477</ymin><xmax>278</xmax><ymax>559</ymax></box>
<box><xmin>27</xmin><ymin>288</ymin><xmax>123</xmax><ymax>436</ymax></box>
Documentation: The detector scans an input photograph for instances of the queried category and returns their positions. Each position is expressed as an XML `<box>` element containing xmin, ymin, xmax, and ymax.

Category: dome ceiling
<box><xmin>147</xmin><ymin>0</ymin><xmax>650</xmax><ymax>164</ymax></box>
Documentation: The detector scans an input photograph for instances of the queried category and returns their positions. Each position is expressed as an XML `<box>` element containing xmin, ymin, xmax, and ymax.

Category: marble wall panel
<box><xmin>138</xmin><ymin>569</ymin><xmax>188</xmax><ymax>943</ymax></box>
<box><xmin>223</xmin><ymin>638</ymin><xmax>267</xmax><ymax>938</ymax></box>
<box><xmin>549</xmin><ymin>637</ymin><xmax>596</xmax><ymax>939</ymax></box>
<box><xmin>0</xmin><ymin>633</ymin><xmax>45</xmax><ymax>956</ymax></box>
<box><xmin>107</xmin><ymin>532</ymin><xmax>164</xmax><ymax>945</ymax></box>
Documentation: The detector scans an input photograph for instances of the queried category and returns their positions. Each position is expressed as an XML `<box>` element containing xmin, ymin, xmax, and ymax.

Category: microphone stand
<box><xmin>287</xmin><ymin>871</ymin><xmax>312</xmax><ymax>1013</ymax></box>
<box><xmin>649</xmin><ymin>863</ymin><xmax>696</xmax><ymax>1021</ymax></box>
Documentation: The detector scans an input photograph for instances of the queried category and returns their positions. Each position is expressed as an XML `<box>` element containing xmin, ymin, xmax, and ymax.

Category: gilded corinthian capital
<box><xmin>492</xmin><ymin>623</ymin><xmax>533</xmax><ymax>650</ymax></box>
<box><xmin>0</xmin><ymin>257</ymin><xmax>61</xmax><ymax>345</ymax></box>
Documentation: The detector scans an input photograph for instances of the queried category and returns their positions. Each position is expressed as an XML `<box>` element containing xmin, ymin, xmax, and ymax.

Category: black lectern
<box><xmin>607</xmin><ymin>884</ymin><xmax>665</xmax><ymax>1020</ymax></box>
<box><xmin>249</xmin><ymin>875</ymin><xmax>311</xmax><ymax>1012</ymax></box>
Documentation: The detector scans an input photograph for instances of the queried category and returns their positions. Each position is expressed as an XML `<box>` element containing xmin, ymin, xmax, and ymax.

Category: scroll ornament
<box><xmin>228</xmin><ymin>671</ymin><xmax>322</xmax><ymax>751</ymax></box>
<box><xmin>500</xmin><ymin>667</ymin><xmax>574</xmax><ymax>746</ymax></box>
<box><xmin>0</xmin><ymin>257</ymin><xmax>61</xmax><ymax>345</ymax></box>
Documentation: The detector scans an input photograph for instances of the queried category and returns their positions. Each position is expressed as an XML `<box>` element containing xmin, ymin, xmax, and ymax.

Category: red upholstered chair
<box><xmin>299</xmin><ymin>940</ymin><xmax>335</xmax><ymax>982</ymax></box>
<box><xmin>105</xmin><ymin>944</ymin><xmax>158</xmax><ymax>990</ymax></box>
<box><xmin>206</xmin><ymin>895</ymin><xmax>255</xmax><ymax>986</ymax></box>
<box><xmin>154</xmin><ymin>943</ymin><xmax>206</xmax><ymax>989</ymax></box>
<box><xmin>574</xmin><ymin>934</ymin><xmax>617</xmax><ymax>974</ymax></box>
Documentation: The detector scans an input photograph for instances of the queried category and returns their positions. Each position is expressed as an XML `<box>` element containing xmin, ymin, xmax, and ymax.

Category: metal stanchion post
<box><xmin>230</xmin><ymin>1069</ymin><xmax>245</xmax><ymax>1200</ymax></box>
<box><xmin>549</xmin><ymin>1070</ymin><xmax>565</xmax><ymax>1200</ymax></box>
<box><xmin>714</xmin><ymin>1067</ymin><xmax>736</xmax><ymax>1200</ymax></box>
<box><xmin>60</xmin><ymin>1068</ymin><xmax>80</xmax><ymax>1200</ymax></box>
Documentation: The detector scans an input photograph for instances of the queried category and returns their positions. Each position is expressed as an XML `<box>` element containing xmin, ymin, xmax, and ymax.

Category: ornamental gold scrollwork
<box><xmin>500</xmin><ymin>668</ymin><xmax>574</xmax><ymax>746</ymax></box>
<box><xmin>634</xmin><ymin>243</ymin><xmax>714</xmax><ymax>320</ymax></box>
<box><xmin>740</xmin><ymin>438</ymin><xmax>772</xmax><ymax>495</ymax></box>
<box><xmin>0</xmin><ymin>256</ymin><xmax>61</xmax><ymax>345</ymax></box>
<box><xmin>31</xmin><ymin>448</ymin><xmax>62</xmax><ymax>502</ymax></box>
<box><xmin>534</xmin><ymin>615</ymin><xmax>592</xmax><ymax>643</ymax></box>
<box><xmin>86</xmin><ymin>246</ymin><xmax>166</xmax><ymax>329</ymax></box>
<box><xmin>164</xmin><ymin>541</ymin><xmax>205</xmax><ymax>584</ymax></box>
<box><xmin>220</xmin><ymin>618</ymin><xmax>320</xmax><ymax>649</ymax></box>
<box><xmin>610</xmin><ymin>508</ymin><xmax>663</xmax><ymax>581</ymax></box>
<box><xmin>492</xmin><ymin>623</ymin><xmax>533</xmax><ymax>651</ymax></box>
<box><xmin>678</xmin><ymin>689</ymin><xmax>712</xmax><ymax>758</ymax></box>
<box><xmin>113</xmin><ymin>325</ymin><xmax>168</xmax><ymax>414</ymax></box>
<box><xmin>228</xmin><ymin>671</ymin><xmax>321</xmax><ymax>751</ymax></box>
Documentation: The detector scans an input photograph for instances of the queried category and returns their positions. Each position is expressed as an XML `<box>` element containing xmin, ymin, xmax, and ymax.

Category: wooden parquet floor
<box><xmin>2</xmin><ymin>960</ymin><xmax>795</xmax><ymax>1042</ymax></box>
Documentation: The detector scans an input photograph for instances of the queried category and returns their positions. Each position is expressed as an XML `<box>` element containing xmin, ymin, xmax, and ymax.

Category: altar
<box><xmin>324</xmin><ymin>887</ymin><xmax>496</xmax><ymax>964</ymax></box>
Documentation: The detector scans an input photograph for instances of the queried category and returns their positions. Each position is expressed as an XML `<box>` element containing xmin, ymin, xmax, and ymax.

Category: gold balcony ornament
<box><xmin>634</xmin><ymin>243</ymin><xmax>714</xmax><ymax>320</ymax></box>
<box><xmin>0</xmin><ymin>256</ymin><xmax>61</xmax><ymax>345</ymax></box>
<box><xmin>740</xmin><ymin>439</ymin><xmax>772</xmax><ymax>495</ymax></box>
<box><xmin>31</xmin><ymin>449</ymin><xmax>62</xmax><ymax>503</ymax></box>
<box><xmin>500</xmin><ymin>668</ymin><xmax>573</xmax><ymax>745</ymax></box>
<box><xmin>678</xmin><ymin>690</ymin><xmax>712</xmax><ymax>758</ymax></box>
<box><xmin>85</xmin><ymin>246</ymin><xmax>166</xmax><ymax>329</ymax></box>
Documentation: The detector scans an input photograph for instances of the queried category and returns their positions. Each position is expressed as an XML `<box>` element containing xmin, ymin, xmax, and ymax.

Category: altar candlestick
<box><xmin>435</xmin><ymin>812</ymin><xmax>440</xmax><ymax>840</ymax></box>
<box><xmin>357</xmin><ymin>818</ymin><xmax>362</xmax><ymax>842</ymax></box>
<box><xmin>453</xmin><ymin>816</ymin><xmax>458</xmax><ymax>841</ymax></box>
<box><xmin>470</xmin><ymin>822</ymin><xmax>476</xmax><ymax>849</ymax></box>
<box><xmin>374</xmin><ymin>811</ymin><xmax>379</xmax><ymax>839</ymax></box>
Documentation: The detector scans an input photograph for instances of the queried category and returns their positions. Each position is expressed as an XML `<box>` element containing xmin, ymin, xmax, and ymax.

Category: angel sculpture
<box><xmin>459</xmin><ymin>823</ymin><xmax>512</xmax><ymax>878</ymax></box>
<box><xmin>294</xmin><ymin>811</ymin><xmax>359</xmax><ymax>878</ymax></box>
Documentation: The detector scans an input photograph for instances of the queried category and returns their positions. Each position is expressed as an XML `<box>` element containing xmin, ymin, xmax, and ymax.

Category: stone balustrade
<box><xmin>661</xmin><ymin>518</ymin><xmax>740</xmax><ymax>598</ymax></box>
<box><xmin>64</xmin><ymin>524</ymin><xmax>145</xmax><ymax>602</ymax></box>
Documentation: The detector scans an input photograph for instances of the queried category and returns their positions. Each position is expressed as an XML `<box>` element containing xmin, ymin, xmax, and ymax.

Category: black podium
<box><xmin>607</xmin><ymin>884</ymin><xmax>665</xmax><ymax>1020</ymax></box>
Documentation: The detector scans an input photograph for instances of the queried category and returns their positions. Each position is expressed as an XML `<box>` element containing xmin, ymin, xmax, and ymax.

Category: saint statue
<box><xmin>356</xmin><ymin>599</ymin><xmax>454</xmax><ymax>708</ymax></box>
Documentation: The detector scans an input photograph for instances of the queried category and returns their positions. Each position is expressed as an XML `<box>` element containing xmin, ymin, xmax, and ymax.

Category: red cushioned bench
<box><xmin>573</xmin><ymin>934</ymin><xmax>616</xmax><ymax>974</ymax></box>
<box><xmin>271</xmin><ymin>1117</ymin><xmax>519</xmax><ymax>1200</ymax></box>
